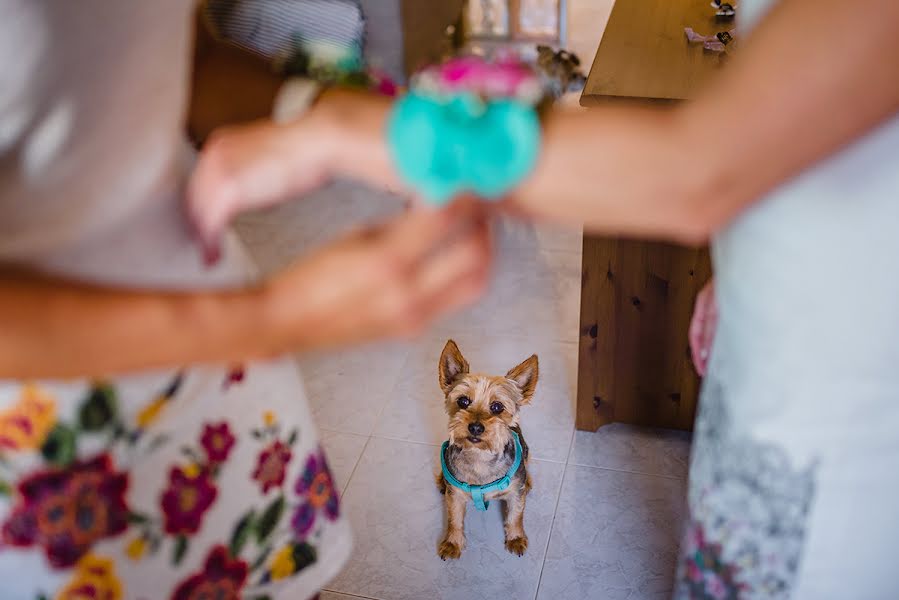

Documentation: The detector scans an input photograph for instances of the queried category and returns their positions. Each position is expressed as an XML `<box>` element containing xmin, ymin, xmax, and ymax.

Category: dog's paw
<box><xmin>505</xmin><ymin>536</ymin><xmax>528</xmax><ymax>556</ymax></box>
<box><xmin>438</xmin><ymin>539</ymin><xmax>462</xmax><ymax>560</ymax></box>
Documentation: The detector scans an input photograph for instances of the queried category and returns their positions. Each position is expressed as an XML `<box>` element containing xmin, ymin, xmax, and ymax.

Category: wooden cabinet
<box><xmin>576</xmin><ymin>0</ymin><xmax>726</xmax><ymax>431</ymax></box>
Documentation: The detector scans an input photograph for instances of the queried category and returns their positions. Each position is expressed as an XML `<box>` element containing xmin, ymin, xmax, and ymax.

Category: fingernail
<box><xmin>187</xmin><ymin>215</ymin><xmax>221</xmax><ymax>267</ymax></box>
<box><xmin>700</xmin><ymin>348</ymin><xmax>709</xmax><ymax>360</ymax></box>
<box><xmin>202</xmin><ymin>240</ymin><xmax>221</xmax><ymax>266</ymax></box>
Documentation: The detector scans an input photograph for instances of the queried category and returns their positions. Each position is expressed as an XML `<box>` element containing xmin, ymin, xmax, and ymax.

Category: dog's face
<box><xmin>438</xmin><ymin>340</ymin><xmax>538</xmax><ymax>454</ymax></box>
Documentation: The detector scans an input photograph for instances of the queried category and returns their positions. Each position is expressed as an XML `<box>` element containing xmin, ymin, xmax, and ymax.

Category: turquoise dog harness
<box><xmin>440</xmin><ymin>431</ymin><xmax>523</xmax><ymax>511</ymax></box>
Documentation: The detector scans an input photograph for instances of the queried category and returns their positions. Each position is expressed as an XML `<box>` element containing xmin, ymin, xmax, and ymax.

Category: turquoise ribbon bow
<box><xmin>439</xmin><ymin>431</ymin><xmax>523</xmax><ymax>511</ymax></box>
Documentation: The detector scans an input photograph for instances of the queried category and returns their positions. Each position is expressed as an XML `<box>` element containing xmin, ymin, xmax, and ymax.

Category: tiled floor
<box><xmin>237</xmin><ymin>180</ymin><xmax>692</xmax><ymax>600</ymax></box>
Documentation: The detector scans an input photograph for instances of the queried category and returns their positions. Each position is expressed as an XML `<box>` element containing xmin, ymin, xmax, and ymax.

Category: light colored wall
<box><xmin>566</xmin><ymin>0</ymin><xmax>613</xmax><ymax>70</ymax></box>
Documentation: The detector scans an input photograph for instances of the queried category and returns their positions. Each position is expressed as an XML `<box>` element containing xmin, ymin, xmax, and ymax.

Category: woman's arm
<box><xmin>0</xmin><ymin>203</ymin><xmax>490</xmax><ymax>379</ymax></box>
<box><xmin>514</xmin><ymin>0</ymin><xmax>899</xmax><ymax>243</ymax></box>
<box><xmin>0</xmin><ymin>269</ymin><xmax>263</xmax><ymax>378</ymax></box>
<box><xmin>189</xmin><ymin>0</ymin><xmax>899</xmax><ymax>245</ymax></box>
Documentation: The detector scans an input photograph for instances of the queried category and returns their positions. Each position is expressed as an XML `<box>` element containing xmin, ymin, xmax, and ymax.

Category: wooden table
<box><xmin>575</xmin><ymin>0</ymin><xmax>726</xmax><ymax>431</ymax></box>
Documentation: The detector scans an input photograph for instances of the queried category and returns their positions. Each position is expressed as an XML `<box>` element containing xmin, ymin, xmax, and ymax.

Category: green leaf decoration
<box><xmin>291</xmin><ymin>542</ymin><xmax>318</xmax><ymax>573</ymax></box>
<box><xmin>78</xmin><ymin>384</ymin><xmax>118</xmax><ymax>431</ymax></box>
<box><xmin>179</xmin><ymin>446</ymin><xmax>203</xmax><ymax>462</ymax></box>
<box><xmin>251</xmin><ymin>544</ymin><xmax>274</xmax><ymax>572</ymax></box>
<box><xmin>172</xmin><ymin>534</ymin><xmax>189</xmax><ymax>566</ymax></box>
<box><xmin>255</xmin><ymin>495</ymin><xmax>285</xmax><ymax>543</ymax></box>
<box><xmin>287</xmin><ymin>428</ymin><xmax>299</xmax><ymax>446</ymax></box>
<box><xmin>0</xmin><ymin>480</ymin><xmax>11</xmax><ymax>496</ymax></box>
<box><xmin>229</xmin><ymin>509</ymin><xmax>256</xmax><ymax>558</ymax></box>
<box><xmin>127</xmin><ymin>512</ymin><xmax>150</xmax><ymax>525</ymax></box>
<box><xmin>146</xmin><ymin>433</ymin><xmax>171</xmax><ymax>453</ymax></box>
<box><xmin>40</xmin><ymin>424</ymin><xmax>77</xmax><ymax>467</ymax></box>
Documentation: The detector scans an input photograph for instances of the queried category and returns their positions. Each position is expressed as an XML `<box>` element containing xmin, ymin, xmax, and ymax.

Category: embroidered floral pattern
<box><xmin>674</xmin><ymin>379</ymin><xmax>817</xmax><ymax>600</ymax></box>
<box><xmin>1</xmin><ymin>368</ymin><xmax>337</xmax><ymax>597</ymax></box>
<box><xmin>160</xmin><ymin>466</ymin><xmax>218</xmax><ymax>536</ymax></box>
<box><xmin>171</xmin><ymin>545</ymin><xmax>247</xmax><ymax>600</ymax></box>
<box><xmin>252</xmin><ymin>441</ymin><xmax>292</xmax><ymax>495</ymax></box>
<box><xmin>200</xmin><ymin>422</ymin><xmax>236</xmax><ymax>464</ymax></box>
<box><xmin>56</xmin><ymin>553</ymin><xmax>123</xmax><ymax>600</ymax></box>
<box><xmin>0</xmin><ymin>385</ymin><xmax>57</xmax><ymax>452</ymax></box>
<box><xmin>223</xmin><ymin>365</ymin><xmax>246</xmax><ymax>390</ymax></box>
<box><xmin>291</xmin><ymin>449</ymin><xmax>339</xmax><ymax>540</ymax></box>
<box><xmin>264</xmin><ymin>542</ymin><xmax>317</xmax><ymax>584</ymax></box>
<box><xmin>2</xmin><ymin>454</ymin><xmax>129</xmax><ymax>568</ymax></box>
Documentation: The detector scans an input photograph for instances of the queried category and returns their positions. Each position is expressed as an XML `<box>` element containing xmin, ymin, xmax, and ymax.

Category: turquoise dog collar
<box><xmin>440</xmin><ymin>431</ymin><xmax>523</xmax><ymax>511</ymax></box>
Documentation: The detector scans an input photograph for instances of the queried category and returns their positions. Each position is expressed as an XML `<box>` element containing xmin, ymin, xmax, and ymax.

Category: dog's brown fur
<box><xmin>435</xmin><ymin>340</ymin><xmax>538</xmax><ymax>559</ymax></box>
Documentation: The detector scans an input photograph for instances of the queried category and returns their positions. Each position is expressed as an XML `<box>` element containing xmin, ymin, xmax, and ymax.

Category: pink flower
<box><xmin>417</xmin><ymin>56</ymin><xmax>540</xmax><ymax>102</ymax></box>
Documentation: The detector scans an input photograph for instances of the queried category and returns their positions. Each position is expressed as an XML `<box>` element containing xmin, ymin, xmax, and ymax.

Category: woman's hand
<box><xmin>261</xmin><ymin>199</ymin><xmax>491</xmax><ymax>353</ymax></box>
<box><xmin>0</xmin><ymin>200</ymin><xmax>490</xmax><ymax>379</ymax></box>
<box><xmin>188</xmin><ymin>90</ymin><xmax>401</xmax><ymax>261</ymax></box>
<box><xmin>688</xmin><ymin>279</ymin><xmax>718</xmax><ymax>377</ymax></box>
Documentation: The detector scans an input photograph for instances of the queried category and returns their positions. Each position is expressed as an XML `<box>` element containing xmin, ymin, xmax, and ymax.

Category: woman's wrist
<box><xmin>311</xmin><ymin>90</ymin><xmax>401</xmax><ymax>191</ymax></box>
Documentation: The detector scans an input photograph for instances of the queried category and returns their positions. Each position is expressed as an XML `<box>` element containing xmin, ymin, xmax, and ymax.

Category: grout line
<box><xmin>364</xmin><ymin>346</ymin><xmax>416</xmax><ymax>438</ymax></box>
<box><xmin>336</xmin><ymin>434</ymin><xmax>373</xmax><ymax>497</ymax></box>
<box><xmin>367</xmin><ymin>435</ymin><xmax>441</xmax><ymax>448</ymax></box>
<box><xmin>320</xmin><ymin>428</ymin><xmax>368</xmax><ymax>439</ymax></box>
<box><xmin>320</xmin><ymin>589</ymin><xmax>381</xmax><ymax>600</ymax></box>
<box><xmin>564</xmin><ymin>461</ymin><xmax>688</xmax><ymax>481</ymax></box>
<box><xmin>533</xmin><ymin>427</ymin><xmax>577</xmax><ymax>600</ymax></box>
<box><xmin>563</xmin><ymin>426</ymin><xmax>576</xmax><ymax>466</ymax></box>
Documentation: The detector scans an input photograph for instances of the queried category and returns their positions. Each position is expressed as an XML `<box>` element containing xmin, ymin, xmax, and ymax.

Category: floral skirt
<box><xmin>0</xmin><ymin>361</ymin><xmax>351</xmax><ymax>600</ymax></box>
<box><xmin>0</xmin><ymin>192</ymin><xmax>351</xmax><ymax>599</ymax></box>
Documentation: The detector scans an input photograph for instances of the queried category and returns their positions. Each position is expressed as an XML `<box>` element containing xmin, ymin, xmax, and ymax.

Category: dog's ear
<box><xmin>439</xmin><ymin>340</ymin><xmax>469</xmax><ymax>394</ymax></box>
<box><xmin>506</xmin><ymin>355</ymin><xmax>538</xmax><ymax>404</ymax></box>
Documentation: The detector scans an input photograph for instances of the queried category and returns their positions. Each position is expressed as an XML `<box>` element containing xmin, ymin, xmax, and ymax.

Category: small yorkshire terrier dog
<box><xmin>435</xmin><ymin>340</ymin><xmax>538</xmax><ymax>560</ymax></box>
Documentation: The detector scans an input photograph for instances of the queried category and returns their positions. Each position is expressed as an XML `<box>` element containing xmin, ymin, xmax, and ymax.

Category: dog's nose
<box><xmin>468</xmin><ymin>422</ymin><xmax>485</xmax><ymax>436</ymax></box>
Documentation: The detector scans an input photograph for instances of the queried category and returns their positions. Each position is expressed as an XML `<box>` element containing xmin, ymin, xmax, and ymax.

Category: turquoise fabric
<box><xmin>387</xmin><ymin>92</ymin><xmax>541</xmax><ymax>205</ymax></box>
<box><xmin>439</xmin><ymin>431</ymin><xmax>524</xmax><ymax>511</ymax></box>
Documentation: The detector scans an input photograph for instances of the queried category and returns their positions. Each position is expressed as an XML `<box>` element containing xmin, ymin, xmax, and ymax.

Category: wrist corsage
<box><xmin>387</xmin><ymin>56</ymin><xmax>548</xmax><ymax>205</ymax></box>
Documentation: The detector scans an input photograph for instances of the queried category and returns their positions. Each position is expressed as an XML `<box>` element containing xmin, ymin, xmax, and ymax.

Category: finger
<box><xmin>418</xmin><ymin>257</ymin><xmax>491</xmax><ymax>325</ymax></box>
<box><xmin>410</xmin><ymin>215</ymin><xmax>492</xmax><ymax>300</ymax></box>
<box><xmin>688</xmin><ymin>295</ymin><xmax>708</xmax><ymax>376</ymax></box>
<box><xmin>383</xmin><ymin>197</ymin><xmax>485</xmax><ymax>263</ymax></box>
<box><xmin>186</xmin><ymin>152</ymin><xmax>238</xmax><ymax>264</ymax></box>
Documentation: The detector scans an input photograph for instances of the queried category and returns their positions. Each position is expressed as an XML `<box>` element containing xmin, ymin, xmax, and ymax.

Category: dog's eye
<box><xmin>456</xmin><ymin>396</ymin><xmax>471</xmax><ymax>409</ymax></box>
<box><xmin>489</xmin><ymin>401</ymin><xmax>504</xmax><ymax>415</ymax></box>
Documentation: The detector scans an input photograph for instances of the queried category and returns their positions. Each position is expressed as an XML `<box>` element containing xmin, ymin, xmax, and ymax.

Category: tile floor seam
<box><xmin>320</xmin><ymin>589</ymin><xmax>380</xmax><ymax>600</ymax></box>
<box><xmin>564</xmin><ymin>461</ymin><xmax>688</xmax><ymax>481</ymax></box>
<box><xmin>338</xmin><ymin>434</ymin><xmax>374</xmax><ymax>496</ymax></box>
<box><xmin>365</xmin><ymin>346</ymin><xmax>416</xmax><ymax>438</ymax></box>
<box><xmin>533</xmin><ymin>424</ymin><xmax>577</xmax><ymax>600</ymax></box>
<box><xmin>320</xmin><ymin>428</ymin><xmax>367</xmax><ymax>438</ymax></box>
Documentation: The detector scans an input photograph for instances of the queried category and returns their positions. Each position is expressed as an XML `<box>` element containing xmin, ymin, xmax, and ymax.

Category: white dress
<box><xmin>674</xmin><ymin>1</ymin><xmax>899</xmax><ymax>599</ymax></box>
<box><xmin>0</xmin><ymin>2</ymin><xmax>351</xmax><ymax>599</ymax></box>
